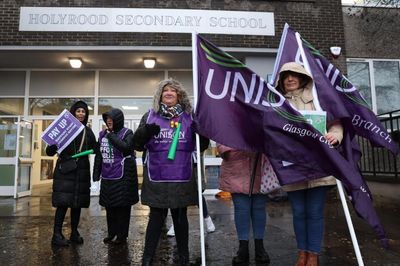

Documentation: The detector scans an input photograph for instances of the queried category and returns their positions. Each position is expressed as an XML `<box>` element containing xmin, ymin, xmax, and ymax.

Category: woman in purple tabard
<box><xmin>134</xmin><ymin>79</ymin><xmax>208</xmax><ymax>266</ymax></box>
<box><xmin>93</xmin><ymin>108</ymin><xmax>139</xmax><ymax>244</ymax></box>
<box><xmin>46</xmin><ymin>100</ymin><xmax>97</xmax><ymax>247</ymax></box>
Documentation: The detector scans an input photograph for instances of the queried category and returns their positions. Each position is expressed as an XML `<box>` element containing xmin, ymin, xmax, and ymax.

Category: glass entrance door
<box><xmin>0</xmin><ymin>116</ymin><xmax>18</xmax><ymax>196</ymax></box>
<box><xmin>0</xmin><ymin>116</ymin><xmax>33</xmax><ymax>198</ymax></box>
<box><xmin>15</xmin><ymin>119</ymin><xmax>33</xmax><ymax>198</ymax></box>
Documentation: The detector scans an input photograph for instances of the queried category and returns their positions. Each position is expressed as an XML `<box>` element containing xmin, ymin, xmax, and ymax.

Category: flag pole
<box><xmin>295</xmin><ymin>31</ymin><xmax>364</xmax><ymax>266</ymax></box>
<box><xmin>192</xmin><ymin>31</ymin><xmax>206</xmax><ymax>266</ymax></box>
<box><xmin>336</xmin><ymin>180</ymin><xmax>364</xmax><ymax>266</ymax></box>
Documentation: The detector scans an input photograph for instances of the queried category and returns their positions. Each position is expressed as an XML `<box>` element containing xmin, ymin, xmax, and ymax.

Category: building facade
<box><xmin>343</xmin><ymin>2</ymin><xmax>400</xmax><ymax>115</ymax></box>
<box><xmin>1</xmin><ymin>0</ymin><xmax>349</xmax><ymax>196</ymax></box>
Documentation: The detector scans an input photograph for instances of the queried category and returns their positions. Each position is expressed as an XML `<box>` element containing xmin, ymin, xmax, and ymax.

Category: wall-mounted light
<box><xmin>122</xmin><ymin>105</ymin><xmax>139</xmax><ymax>110</ymax></box>
<box><xmin>329</xmin><ymin>46</ymin><xmax>342</xmax><ymax>59</ymax></box>
<box><xmin>143</xmin><ymin>58</ymin><xmax>156</xmax><ymax>69</ymax></box>
<box><xmin>69</xmin><ymin>58</ymin><xmax>82</xmax><ymax>68</ymax></box>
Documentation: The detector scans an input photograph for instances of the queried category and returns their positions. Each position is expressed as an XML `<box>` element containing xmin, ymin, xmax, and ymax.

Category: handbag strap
<box><xmin>78</xmin><ymin>127</ymin><xmax>86</xmax><ymax>153</ymax></box>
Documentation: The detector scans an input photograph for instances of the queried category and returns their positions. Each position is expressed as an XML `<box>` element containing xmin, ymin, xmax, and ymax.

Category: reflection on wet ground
<box><xmin>0</xmin><ymin>187</ymin><xmax>399</xmax><ymax>265</ymax></box>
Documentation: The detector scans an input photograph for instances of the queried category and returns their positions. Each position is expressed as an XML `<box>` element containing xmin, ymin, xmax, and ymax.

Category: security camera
<box><xmin>330</xmin><ymin>46</ymin><xmax>341</xmax><ymax>59</ymax></box>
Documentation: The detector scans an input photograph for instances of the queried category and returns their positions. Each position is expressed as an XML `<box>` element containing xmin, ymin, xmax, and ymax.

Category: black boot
<box><xmin>52</xmin><ymin>208</ymin><xmax>69</xmax><ymax>247</ymax></box>
<box><xmin>111</xmin><ymin>236</ymin><xmax>127</xmax><ymax>245</ymax></box>
<box><xmin>142</xmin><ymin>256</ymin><xmax>153</xmax><ymax>266</ymax></box>
<box><xmin>179</xmin><ymin>254</ymin><xmax>189</xmax><ymax>266</ymax></box>
<box><xmin>255</xmin><ymin>239</ymin><xmax>270</xmax><ymax>264</ymax></box>
<box><xmin>70</xmin><ymin>230</ymin><xmax>84</xmax><ymax>244</ymax></box>
<box><xmin>51</xmin><ymin>226</ymin><xmax>69</xmax><ymax>247</ymax></box>
<box><xmin>103</xmin><ymin>235</ymin><xmax>116</xmax><ymax>244</ymax></box>
<box><xmin>232</xmin><ymin>240</ymin><xmax>249</xmax><ymax>265</ymax></box>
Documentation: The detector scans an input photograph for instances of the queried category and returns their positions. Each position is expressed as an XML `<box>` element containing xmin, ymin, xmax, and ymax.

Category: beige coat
<box><xmin>276</xmin><ymin>62</ymin><xmax>344</xmax><ymax>192</ymax></box>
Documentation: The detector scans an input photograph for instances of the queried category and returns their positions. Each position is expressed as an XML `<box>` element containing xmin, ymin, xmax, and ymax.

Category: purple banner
<box><xmin>272</xmin><ymin>24</ymin><xmax>398</xmax><ymax>155</ymax></box>
<box><xmin>194</xmin><ymin>32</ymin><xmax>388</xmax><ymax>244</ymax></box>
<box><xmin>41</xmin><ymin>109</ymin><xmax>84</xmax><ymax>153</ymax></box>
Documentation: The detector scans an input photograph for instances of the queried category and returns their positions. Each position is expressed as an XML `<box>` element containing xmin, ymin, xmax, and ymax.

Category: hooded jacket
<box><xmin>134</xmin><ymin>79</ymin><xmax>202</xmax><ymax>208</ymax></box>
<box><xmin>93</xmin><ymin>108</ymin><xmax>139</xmax><ymax>207</ymax></box>
<box><xmin>46</xmin><ymin>100</ymin><xmax>97</xmax><ymax>208</ymax></box>
<box><xmin>276</xmin><ymin>62</ymin><xmax>343</xmax><ymax>192</ymax></box>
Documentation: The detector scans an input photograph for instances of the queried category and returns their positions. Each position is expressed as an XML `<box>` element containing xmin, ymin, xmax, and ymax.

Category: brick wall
<box><xmin>0</xmin><ymin>0</ymin><xmax>346</xmax><ymax>66</ymax></box>
<box><xmin>343</xmin><ymin>6</ymin><xmax>400</xmax><ymax>59</ymax></box>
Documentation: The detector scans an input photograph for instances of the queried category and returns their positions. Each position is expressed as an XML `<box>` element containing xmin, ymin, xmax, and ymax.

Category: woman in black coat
<box><xmin>93</xmin><ymin>108</ymin><xmax>139</xmax><ymax>244</ymax></box>
<box><xmin>46</xmin><ymin>100</ymin><xmax>97</xmax><ymax>246</ymax></box>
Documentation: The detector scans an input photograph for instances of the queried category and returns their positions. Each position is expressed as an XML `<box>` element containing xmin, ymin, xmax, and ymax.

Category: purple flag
<box><xmin>41</xmin><ymin>109</ymin><xmax>84</xmax><ymax>153</ymax></box>
<box><xmin>271</xmin><ymin>24</ymin><xmax>398</xmax><ymax>155</ymax></box>
<box><xmin>194</xmin><ymin>33</ymin><xmax>388</xmax><ymax>245</ymax></box>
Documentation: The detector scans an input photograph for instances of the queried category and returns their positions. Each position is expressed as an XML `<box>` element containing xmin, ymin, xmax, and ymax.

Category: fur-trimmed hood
<box><xmin>275</xmin><ymin>62</ymin><xmax>314</xmax><ymax>95</ymax></box>
<box><xmin>152</xmin><ymin>79</ymin><xmax>192</xmax><ymax>114</ymax></box>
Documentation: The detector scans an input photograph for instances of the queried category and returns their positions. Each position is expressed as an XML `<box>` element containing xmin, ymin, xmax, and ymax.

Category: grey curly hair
<box><xmin>152</xmin><ymin>78</ymin><xmax>192</xmax><ymax>113</ymax></box>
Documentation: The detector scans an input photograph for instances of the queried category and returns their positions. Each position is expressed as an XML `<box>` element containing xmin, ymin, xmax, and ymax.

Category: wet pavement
<box><xmin>0</xmin><ymin>184</ymin><xmax>400</xmax><ymax>266</ymax></box>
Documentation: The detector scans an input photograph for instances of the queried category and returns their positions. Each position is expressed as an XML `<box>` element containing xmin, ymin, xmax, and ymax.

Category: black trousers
<box><xmin>53</xmin><ymin>207</ymin><xmax>81</xmax><ymax>233</ymax></box>
<box><xmin>143</xmin><ymin>207</ymin><xmax>189</xmax><ymax>259</ymax></box>
<box><xmin>106</xmin><ymin>206</ymin><xmax>132</xmax><ymax>239</ymax></box>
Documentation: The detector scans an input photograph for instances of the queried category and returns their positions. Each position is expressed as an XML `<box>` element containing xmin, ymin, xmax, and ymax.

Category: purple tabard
<box><xmin>99</xmin><ymin>128</ymin><xmax>129</xmax><ymax>180</ymax></box>
<box><xmin>145</xmin><ymin>110</ymin><xmax>194</xmax><ymax>182</ymax></box>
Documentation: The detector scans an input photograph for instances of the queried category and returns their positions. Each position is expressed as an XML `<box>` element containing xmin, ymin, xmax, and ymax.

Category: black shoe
<box><xmin>232</xmin><ymin>240</ymin><xmax>249</xmax><ymax>265</ymax></box>
<box><xmin>142</xmin><ymin>256</ymin><xmax>153</xmax><ymax>266</ymax></box>
<box><xmin>179</xmin><ymin>255</ymin><xmax>189</xmax><ymax>266</ymax></box>
<box><xmin>70</xmin><ymin>230</ymin><xmax>84</xmax><ymax>244</ymax></box>
<box><xmin>111</xmin><ymin>237</ymin><xmax>127</xmax><ymax>245</ymax></box>
<box><xmin>254</xmin><ymin>239</ymin><xmax>270</xmax><ymax>264</ymax></box>
<box><xmin>103</xmin><ymin>235</ymin><xmax>116</xmax><ymax>244</ymax></box>
<box><xmin>51</xmin><ymin>233</ymin><xmax>70</xmax><ymax>247</ymax></box>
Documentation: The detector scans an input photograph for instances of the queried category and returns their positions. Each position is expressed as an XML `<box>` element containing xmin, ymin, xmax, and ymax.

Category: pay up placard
<box><xmin>41</xmin><ymin>109</ymin><xmax>84</xmax><ymax>153</ymax></box>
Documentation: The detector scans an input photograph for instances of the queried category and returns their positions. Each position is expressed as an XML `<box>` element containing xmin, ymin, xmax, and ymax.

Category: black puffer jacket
<box><xmin>46</xmin><ymin>101</ymin><xmax>97</xmax><ymax>208</ymax></box>
<box><xmin>93</xmin><ymin>108</ymin><xmax>139</xmax><ymax>207</ymax></box>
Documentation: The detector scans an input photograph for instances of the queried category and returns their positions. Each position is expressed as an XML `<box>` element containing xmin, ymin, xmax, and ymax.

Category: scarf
<box><xmin>159</xmin><ymin>102</ymin><xmax>184</xmax><ymax>119</ymax></box>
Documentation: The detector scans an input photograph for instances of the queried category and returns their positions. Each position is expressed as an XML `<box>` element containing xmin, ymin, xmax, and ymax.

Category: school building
<box><xmin>0</xmin><ymin>0</ymin><xmax>399</xmax><ymax>197</ymax></box>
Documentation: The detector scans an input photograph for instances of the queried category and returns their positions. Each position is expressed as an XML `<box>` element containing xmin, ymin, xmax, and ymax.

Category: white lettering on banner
<box><xmin>315</xmin><ymin>58</ymin><xmax>358</xmax><ymax>93</ymax></box>
<box><xmin>155</xmin><ymin>129</ymin><xmax>186</xmax><ymax>140</ymax></box>
<box><xmin>352</xmin><ymin>114</ymin><xmax>392</xmax><ymax>142</ymax></box>
<box><xmin>59</xmin><ymin>119</ymin><xmax>67</xmax><ymax>129</ymax></box>
<box><xmin>204</xmin><ymin>69</ymin><xmax>285</xmax><ymax>107</ymax></box>
<box><xmin>20</xmin><ymin>7</ymin><xmax>274</xmax><ymax>36</ymax></box>
<box><xmin>283</xmin><ymin>123</ymin><xmax>333</xmax><ymax>147</ymax></box>
<box><xmin>48</xmin><ymin>127</ymin><xmax>60</xmax><ymax>140</ymax></box>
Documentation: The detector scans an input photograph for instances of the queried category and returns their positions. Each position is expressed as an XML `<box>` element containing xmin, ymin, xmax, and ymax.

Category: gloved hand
<box><xmin>145</xmin><ymin>123</ymin><xmax>161</xmax><ymax>136</ymax></box>
<box><xmin>92</xmin><ymin>173</ymin><xmax>100</xmax><ymax>182</ymax></box>
<box><xmin>46</xmin><ymin>144</ymin><xmax>58</xmax><ymax>156</ymax></box>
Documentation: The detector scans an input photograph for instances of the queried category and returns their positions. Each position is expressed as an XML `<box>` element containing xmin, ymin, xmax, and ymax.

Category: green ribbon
<box><xmin>71</xmin><ymin>149</ymin><xmax>94</xmax><ymax>159</ymax></box>
<box><xmin>167</xmin><ymin>122</ymin><xmax>181</xmax><ymax>160</ymax></box>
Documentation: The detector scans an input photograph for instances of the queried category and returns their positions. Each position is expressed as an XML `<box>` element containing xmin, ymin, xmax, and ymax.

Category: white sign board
<box><xmin>19</xmin><ymin>7</ymin><xmax>275</xmax><ymax>36</ymax></box>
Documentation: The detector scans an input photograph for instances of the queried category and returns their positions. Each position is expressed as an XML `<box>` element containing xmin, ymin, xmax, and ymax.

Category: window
<box><xmin>347</xmin><ymin>62</ymin><xmax>372</xmax><ymax>108</ymax></box>
<box><xmin>29</xmin><ymin>98</ymin><xmax>94</xmax><ymax>115</ymax></box>
<box><xmin>347</xmin><ymin>59</ymin><xmax>400</xmax><ymax>114</ymax></box>
<box><xmin>373</xmin><ymin>61</ymin><xmax>400</xmax><ymax>114</ymax></box>
<box><xmin>30</xmin><ymin>71</ymin><xmax>95</xmax><ymax>96</ymax></box>
<box><xmin>98</xmin><ymin>98</ymin><xmax>152</xmax><ymax>116</ymax></box>
<box><xmin>0</xmin><ymin>98</ymin><xmax>24</xmax><ymax>115</ymax></box>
